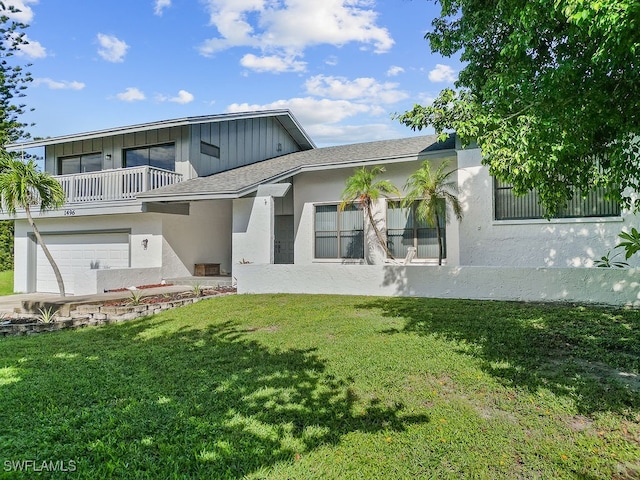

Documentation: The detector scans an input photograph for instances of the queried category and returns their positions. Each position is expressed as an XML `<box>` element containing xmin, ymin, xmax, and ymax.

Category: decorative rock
<box><xmin>0</xmin><ymin>293</ymin><xmax>225</xmax><ymax>336</ymax></box>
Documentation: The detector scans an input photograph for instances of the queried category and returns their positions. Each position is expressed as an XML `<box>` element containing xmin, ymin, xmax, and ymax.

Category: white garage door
<box><xmin>36</xmin><ymin>233</ymin><xmax>130</xmax><ymax>294</ymax></box>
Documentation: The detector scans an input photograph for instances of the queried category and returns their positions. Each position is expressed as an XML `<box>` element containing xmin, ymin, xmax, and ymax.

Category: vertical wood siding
<box><xmin>44</xmin><ymin>116</ymin><xmax>303</xmax><ymax>180</ymax></box>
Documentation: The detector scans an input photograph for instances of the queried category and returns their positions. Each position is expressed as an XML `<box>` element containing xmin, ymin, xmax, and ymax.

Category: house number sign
<box><xmin>64</xmin><ymin>209</ymin><xmax>76</xmax><ymax>216</ymax></box>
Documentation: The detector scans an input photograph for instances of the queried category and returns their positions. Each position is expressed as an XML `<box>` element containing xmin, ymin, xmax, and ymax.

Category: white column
<box><xmin>232</xmin><ymin>195</ymin><xmax>275</xmax><ymax>268</ymax></box>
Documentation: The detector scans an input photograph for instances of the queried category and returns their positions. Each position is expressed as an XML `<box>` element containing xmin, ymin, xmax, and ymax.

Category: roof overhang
<box><xmin>137</xmin><ymin>147</ymin><xmax>456</xmax><ymax>203</ymax></box>
<box><xmin>7</xmin><ymin>109</ymin><xmax>316</xmax><ymax>151</ymax></box>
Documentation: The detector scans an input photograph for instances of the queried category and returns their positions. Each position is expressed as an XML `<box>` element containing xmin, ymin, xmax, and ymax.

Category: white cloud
<box><xmin>14</xmin><ymin>33</ymin><xmax>46</xmax><ymax>58</ymax></box>
<box><xmin>428</xmin><ymin>63</ymin><xmax>456</xmax><ymax>83</ymax></box>
<box><xmin>3</xmin><ymin>0</ymin><xmax>37</xmax><ymax>23</ymax></box>
<box><xmin>116</xmin><ymin>87</ymin><xmax>145</xmax><ymax>102</ymax></box>
<box><xmin>198</xmin><ymin>0</ymin><xmax>394</xmax><ymax>64</ymax></box>
<box><xmin>3</xmin><ymin>3</ymin><xmax>45</xmax><ymax>59</ymax></box>
<box><xmin>386</xmin><ymin>66</ymin><xmax>404</xmax><ymax>77</ymax></box>
<box><xmin>158</xmin><ymin>89</ymin><xmax>195</xmax><ymax>104</ymax></box>
<box><xmin>97</xmin><ymin>33</ymin><xmax>129</xmax><ymax>63</ymax></box>
<box><xmin>417</xmin><ymin>92</ymin><xmax>437</xmax><ymax>105</ymax></box>
<box><xmin>240</xmin><ymin>53</ymin><xmax>306</xmax><ymax>73</ymax></box>
<box><xmin>304</xmin><ymin>75</ymin><xmax>408</xmax><ymax>104</ymax></box>
<box><xmin>308</xmin><ymin>122</ymin><xmax>405</xmax><ymax>146</ymax></box>
<box><xmin>324</xmin><ymin>55</ymin><xmax>338</xmax><ymax>66</ymax></box>
<box><xmin>154</xmin><ymin>0</ymin><xmax>171</xmax><ymax>15</ymax></box>
<box><xmin>34</xmin><ymin>78</ymin><xmax>85</xmax><ymax>90</ymax></box>
<box><xmin>227</xmin><ymin>97</ymin><xmax>374</xmax><ymax>127</ymax></box>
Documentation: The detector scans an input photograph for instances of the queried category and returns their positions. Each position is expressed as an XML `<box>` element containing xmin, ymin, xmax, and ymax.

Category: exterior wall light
<box><xmin>141</xmin><ymin>238</ymin><xmax>148</xmax><ymax>250</ymax></box>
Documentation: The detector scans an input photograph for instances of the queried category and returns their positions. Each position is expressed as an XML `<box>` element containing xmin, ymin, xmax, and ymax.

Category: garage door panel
<box><xmin>36</xmin><ymin>233</ymin><xmax>130</xmax><ymax>294</ymax></box>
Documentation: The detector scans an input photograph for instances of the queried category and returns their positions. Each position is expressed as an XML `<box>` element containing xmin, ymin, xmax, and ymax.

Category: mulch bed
<box><xmin>100</xmin><ymin>286</ymin><xmax>237</xmax><ymax>307</ymax></box>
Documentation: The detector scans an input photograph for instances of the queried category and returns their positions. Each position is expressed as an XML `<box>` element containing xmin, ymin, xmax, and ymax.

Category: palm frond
<box><xmin>0</xmin><ymin>155</ymin><xmax>65</xmax><ymax>214</ymax></box>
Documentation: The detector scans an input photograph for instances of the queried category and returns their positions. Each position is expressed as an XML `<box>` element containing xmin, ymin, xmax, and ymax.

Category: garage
<box><xmin>36</xmin><ymin>232</ymin><xmax>130</xmax><ymax>294</ymax></box>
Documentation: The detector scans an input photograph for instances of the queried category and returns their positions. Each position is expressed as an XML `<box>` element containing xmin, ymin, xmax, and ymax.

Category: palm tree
<box><xmin>0</xmin><ymin>152</ymin><xmax>66</xmax><ymax>296</ymax></box>
<box><xmin>402</xmin><ymin>159</ymin><xmax>463</xmax><ymax>265</ymax></box>
<box><xmin>341</xmin><ymin>165</ymin><xmax>400</xmax><ymax>261</ymax></box>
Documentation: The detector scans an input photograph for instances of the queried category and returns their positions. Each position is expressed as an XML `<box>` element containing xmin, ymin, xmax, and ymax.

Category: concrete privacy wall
<box><xmin>74</xmin><ymin>267</ymin><xmax>163</xmax><ymax>295</ymax></box>
<box><xmin>235</xmin><ymin>264</ymin><xmax>640</xmax><ymax>307</ymax></box>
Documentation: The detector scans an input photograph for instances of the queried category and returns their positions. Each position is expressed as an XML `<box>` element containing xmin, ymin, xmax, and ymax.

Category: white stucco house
<box><xmin>5</xmin><ymin>109</ymin><xmax>639</xmax><ymax>304</ymax></box>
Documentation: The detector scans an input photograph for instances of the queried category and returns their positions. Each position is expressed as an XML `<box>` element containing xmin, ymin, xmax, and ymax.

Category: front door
<box><xmin>274</xmin><ymin>215</ymin><xmax>294</xmax><ymax>264</ymax></box>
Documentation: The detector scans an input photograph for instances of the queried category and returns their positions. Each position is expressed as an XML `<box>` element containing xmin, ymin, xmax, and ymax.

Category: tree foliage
<box><xmin>341</xmin><ymin>166</ymin><xmax>400</xmax><ymax>260</ymax></box>
<box><xmin>0</xmin><ymin>2</ymin><xmax>38</xmax><ymax>273</ymax></box>
<box><xmin>0</xmin><ymin>1</ymin><xmax>33</xmax><ymax>146</ymax></box>
<box><xmin>0</xmin><ymin>219</ymin><xmax>12</xmax><ymax>270</ymax></box>
<box><xmin>402</xmin><ymin>159</ymin><xmax>463</xmax><ymax>265</ymax></box>
<box><xmin>397</xmin><ymin>0</ymin><xmax>640</xmax><ymax>215</ymax></box>
<box><xmin>0</xmin><ymin>154</ymin><xmax>66</xmax><ymax>295</ymax></box>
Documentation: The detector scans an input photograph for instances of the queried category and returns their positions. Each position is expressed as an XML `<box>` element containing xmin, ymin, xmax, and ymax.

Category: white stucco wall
<box><xmin>13</xmin><ymin>213</ymin><xmax>163</xmax><ymax>293</ymax></box>
<box><xmin>456</xmin><ymin>148</ymin><xmax>635</xmax><ymax>268</ymax></box>
<box><xmin>14</xmin><ymin>200</ymin><xmax>234</xmax><ymax>293</ymax></box>
<box><xmin>161</xmin><ymin>199</ymin><xmax>232</xmax><ymax>278</ymax></box>
<box><xmin>74</xmin><ymin>267</ymin><xmax>163</xmax><ymax>296</ymax></box>
<box><xmin>292</xmin><ymin>160</ymin><xmax>461</xmax><ymax>266</ymax></box>
<box><xmin>235</xmin><ymin>263</ymin><xmax>640</xmax><ymax>307</ymax></box>
<box><xmin>232</xmin><ymin>196</ymin><xmax>274</xmax><ymax>269</ymax></box>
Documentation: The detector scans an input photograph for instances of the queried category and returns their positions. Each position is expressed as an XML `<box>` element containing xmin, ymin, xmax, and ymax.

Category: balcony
<box><xmin>56</xmin><ymin>166</ymin><xmax>183</xmax><ymax>204</ymax></box>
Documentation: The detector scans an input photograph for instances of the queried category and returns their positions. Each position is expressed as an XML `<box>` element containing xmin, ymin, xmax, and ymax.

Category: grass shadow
<box><xmin>362</xmin><ymin>297</ymin><xmax>640</xmax><ymax>416</ymax></box>
<box><xmin>0</xmin><ymin>314</ymin><xmax>428</xmax><ymax>478</ymax></box>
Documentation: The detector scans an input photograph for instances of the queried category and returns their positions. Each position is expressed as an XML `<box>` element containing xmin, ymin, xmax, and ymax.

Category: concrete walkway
<box><xmin>0</xmin><ymin>284</ymin><xmax>209</xmax><ymax>317</ymax></box>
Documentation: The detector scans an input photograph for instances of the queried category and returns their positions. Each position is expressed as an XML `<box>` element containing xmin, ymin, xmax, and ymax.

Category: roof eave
<box><xmin>7</xmin><ymin>109</ymin><xmax>315</xmax><ymax>151</ymax></box>
<box><xmin>138</xmin><ymin>146</ymin><xmax>457</xmax><ymax>203</ymax></box>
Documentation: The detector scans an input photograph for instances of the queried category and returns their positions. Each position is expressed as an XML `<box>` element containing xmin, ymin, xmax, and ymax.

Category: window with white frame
<box><xmin>314</xmin><ymin>204</ymin><xmax>364</xmax><ymax>259</ymax></box>
<box><xmin>387</xmin><ymin>200</ymin><xmax>445</xmax><ymax>259</ymax></box>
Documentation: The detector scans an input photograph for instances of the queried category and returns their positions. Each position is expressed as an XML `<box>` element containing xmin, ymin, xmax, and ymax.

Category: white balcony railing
<box><xmin>56</xmin><ymin>166</ymin><xmax>183</xmax><ymax>204</ymax></box>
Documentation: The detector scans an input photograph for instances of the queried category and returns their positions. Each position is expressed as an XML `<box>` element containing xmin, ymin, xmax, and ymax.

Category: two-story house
<box><xmin>6</xmin><ymin>110</ymin><xmax>314</xmax><ymax>294</ymax></box>
<box><xmin>6</xmin><ymin>109</ymin><xmax>636</xmax><ymax>304</ymax></box>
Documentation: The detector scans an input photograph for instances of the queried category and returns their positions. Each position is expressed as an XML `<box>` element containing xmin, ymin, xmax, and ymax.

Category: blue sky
<box><xmin>8</xmin><ymin>0</ymin><xmax>460</xmax><ymax>147</ymax></box>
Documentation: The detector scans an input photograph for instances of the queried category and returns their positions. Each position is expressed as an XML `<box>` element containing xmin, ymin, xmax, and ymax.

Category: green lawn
<box><xmin>0</xmin><ymin>270</ymin><xmax>13</xmax><ymax>296</ymax></box>
<box><xmin>1</xmin><ymin>294</ymin><xmax>639</xmax><ymax>479</ymax></box>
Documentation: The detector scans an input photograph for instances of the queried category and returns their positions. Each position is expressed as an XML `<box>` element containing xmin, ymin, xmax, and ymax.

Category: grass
<box><xmin>0</xmin><ymin>294</ymin><xmax>639</xmax><ymax>479</ymax></box>
<box><xmin>0</xmin><ymin>270</ymin><xmax>13</xmax><ymax>296</ymax></box>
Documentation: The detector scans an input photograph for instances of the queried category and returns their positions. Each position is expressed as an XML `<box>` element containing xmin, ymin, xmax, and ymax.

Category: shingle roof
<box><xmin>139</xmin><ymin>134</ymin><xmax>455</xmax><ymax>201</ymax></box>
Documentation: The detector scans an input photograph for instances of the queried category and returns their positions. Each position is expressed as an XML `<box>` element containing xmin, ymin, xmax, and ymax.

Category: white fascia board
<box><xmin>256</xmin><ymin>183</ymin><xmax>291</xmax><ymax>197</ymax></box>
<box><xmin>0</xmin><ymin>201</ymin><xmax>145</xmax><ymax>220</ymax></box>
<box><xmin>8</xmin><ymin>110</ymin><xmax>315</xmax><ymax>151</ymax></box>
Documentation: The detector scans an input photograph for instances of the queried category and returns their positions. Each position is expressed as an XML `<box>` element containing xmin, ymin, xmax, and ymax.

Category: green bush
<box><xmin>0</xmin><ymin>220</ymin><xmax>14</xmax><ymax>271</ymax></box>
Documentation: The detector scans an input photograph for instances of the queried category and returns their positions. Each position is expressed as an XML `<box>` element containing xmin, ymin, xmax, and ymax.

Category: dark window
<box><xmin>124</xmin><ymin>143</ymin><xmax>175</xmax><ymax>171</ymax></box>
<box><xmin>314</xmin><ymin>204</ymin><xmax>364</xmax><ymax>259</ymax></box>
<box><xmin>200</xmin><ymin>141</ymin><xmax>220</xmax><ymax>158</ymax></box>
<box><xmin>387</xmin><ymin>200</ymin><xmax>445</xmax><ymax>259</ymax></box>
<box><xmin>58</xmin><ymin>153</ymin><xmax>102</xmax><ymax>175</ymax></box>
<box><xmin>494</xmin><ymin>180</ymin><xmax>621</xmax><ymax>220</ymax></box>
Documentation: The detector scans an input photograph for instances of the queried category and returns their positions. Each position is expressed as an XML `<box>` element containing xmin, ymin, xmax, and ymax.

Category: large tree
<box><xmin>0</xmin><ymin>154</ymin><xmax>66</xmax><ymax>296</ymax></box>
<box><xmin>0</xmin><ymin>1</ymin><xmax>33</xmax><ymax>146</ymax></box>
<box><xmin>0</xmin><ymin>2</ymin><xmax>36</xmax><ymax>276</ymax></box>
<box><xmin>397</xmin><ymin>0</ymin><xmax>639</xmax><ymax>216</ymax></box>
